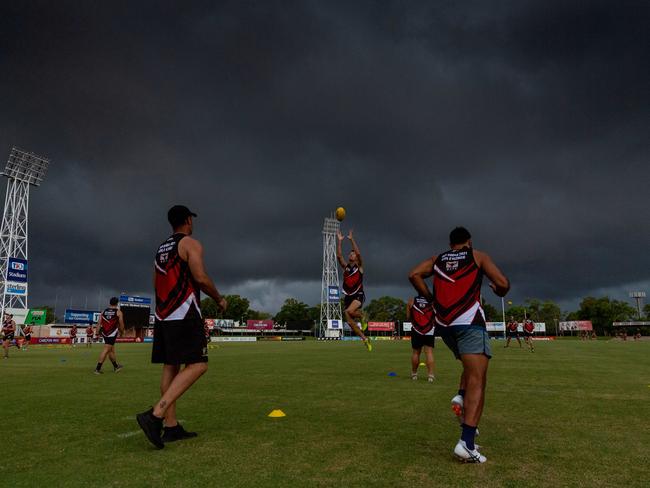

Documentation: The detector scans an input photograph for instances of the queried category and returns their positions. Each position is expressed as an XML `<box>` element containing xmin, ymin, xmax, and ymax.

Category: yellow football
<box><xmin>335</xmin><ymin>207</ymin><xmax>346</xmax><ymax>221</ymax></box>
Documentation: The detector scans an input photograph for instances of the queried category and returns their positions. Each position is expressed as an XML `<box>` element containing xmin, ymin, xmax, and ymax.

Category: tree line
<box><xmin>200</xmin><ymin>294</ymin><xmax>649</xmax><ymax>335</ymax></box>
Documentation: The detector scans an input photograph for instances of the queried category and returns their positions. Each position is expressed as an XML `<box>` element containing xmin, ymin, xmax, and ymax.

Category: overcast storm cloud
<box><xmin>1</xmin><ymin>1</ymin><xmax>648</xmax><ymax>314</ymax></box>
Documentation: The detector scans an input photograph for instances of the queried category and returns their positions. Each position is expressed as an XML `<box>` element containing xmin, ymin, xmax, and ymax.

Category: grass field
<box><xmin>1</xmin><ymin>339</ymin><xmax>648</xmax><ymax>487</ymax></box>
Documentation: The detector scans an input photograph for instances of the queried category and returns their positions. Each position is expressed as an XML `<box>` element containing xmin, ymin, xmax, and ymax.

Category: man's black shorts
<box><xmin>507</xmin><ymin>330</ymin><xmax>519</xmax><ymax>338</ymax></box>
<box><xmin>344</xmin><ymin>291</ymin><xmax>365</xmax><ymax>309</ymax></box>
<box><xmin>152</xmin><ymin>318</ymin><xmax>208</xmax><ymax>365</ymax></box>
<box><xmin>102</xmin><ymin>335</ymin><xmax>117</xmax><ymax>346</ymax></box>
<box><xmin>411</xmin><ymin>332</ymin><xmax>435</xmax><ymax>349</ymax></box>
<box><xmin>524</xmin><ymin>332</ymin><xmax>534</xmax><ymax>338</ymax></box>
<box><xmin>3</xmin><ymin>333</ymin><xmax>14</xmax><ymax>341</ymax></box>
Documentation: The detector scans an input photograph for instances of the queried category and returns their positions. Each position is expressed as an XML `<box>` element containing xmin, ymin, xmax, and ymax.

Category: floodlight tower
<box><xmin>0</xmin><ymin>147</ymin><xmax>50</xmax><ymax>320</ymax></box>
<box><xmin>319</xmin><ymin>217</ymin><xmax>343</xmax><ymax>338</ymax></box>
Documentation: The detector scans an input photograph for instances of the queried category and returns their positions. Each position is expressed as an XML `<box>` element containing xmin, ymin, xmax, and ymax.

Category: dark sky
<box><xmin>1</xmin><ymin>1</ymin><xmax>648</xmax><ymax>315</ymax></box>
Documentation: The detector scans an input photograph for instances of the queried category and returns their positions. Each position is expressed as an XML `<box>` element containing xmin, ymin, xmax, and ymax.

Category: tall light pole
<box><xmin>629</xmin><ymin>291</ymin><xmax>645</xmax><ymax>319</ymax></box>
<box><xmin>0</xmin><ymin>147</ymin><xmax>49</xmax><ymax>321</ymax></box>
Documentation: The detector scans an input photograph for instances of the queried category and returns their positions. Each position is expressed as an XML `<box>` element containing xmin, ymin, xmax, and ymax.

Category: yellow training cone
<box><xmin>268</xmin><ymin>409</ymin><xmax>286</xmax><ymax>418</ymax></box>
<box><xmin>419</xmin><ymin>362</ymin><xmax>426</xmax><ymax>366</ymax></box>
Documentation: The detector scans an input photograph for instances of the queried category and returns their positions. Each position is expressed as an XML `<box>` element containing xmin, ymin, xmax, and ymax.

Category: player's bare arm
<box><xmin>474</xmin><ymin>250</ymin><xmax>510</xmax><ymax>297</ymax></box>
<box><xmin>408</xmin><ymin>257</ymin><xmax>436</xmax><ymax>302</ymax></box>
<box><xmin>348</xmin><ymin>230</ymin><xmax>362</xmax><ymax>268</ymax></box>
<box><xmin>180</xmin><ymin>237</ymin><xmax>227</xmax><ymax>312</ymax></box>
<box><xmin>117</xmin><ymin>310</ymin><xmax>126</xmax><ymax>336</ymax></box>
<box><xmin>336</xmin><ymin>231</ymin><xmax>346</xmax><ymax>267</ymax></box>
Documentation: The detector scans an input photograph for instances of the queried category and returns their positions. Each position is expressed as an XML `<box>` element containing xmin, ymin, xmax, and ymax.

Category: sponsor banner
<box><xmin>246</xmin><ymin>319</ymin><xmax>274</xmax><ymax>330</ymax></box>
<box><xmin>214</xmin><ymin>319</ymin><xmax>235</xmax><ymax>328</ymax></box>
<box><xmin>143</xmin><ymin>337</ymin><xmax>153</xmax><ymax>343</ymax></box>
<box><xmin>559</xmin><ymin>321</ymin><xmax>593</xmax><ymax>331</ymax></box>
<box><xmin>115</xmin><ymin>337</ymin><xmax>144</xmax><ymax>343</ymax></box>
<box><xmin>327</xmin><ymin>286</ymin><xmax>340</xmax><ymax>303</ymax></box>
<box><xmin>613</xmin><ymin>321</ymin><xmax>650</xmax><ymax>327</ymax></box>
<box><xmin>281</xmin><ymin>336</ymin><xmax>305</xmax><ymax>341</ymax></box>
<box><xmin>402</xmin><ymin>322</ymin><xmax>412</xmax><ymax>332</ymax></box>
<box><xmin>341</xmin><ymin>336</ymin><xmax>361</xmax><ymax>341</ymax></box>
<box><xmin>257</xmin><ymin>336</ymin><xmax>282</xmax><ymax>341</ymax></box>
<box><xmin>486</xmin><ymin>322</ymin><xmax>505</xmax><ymax>332</ymax></box>
<box><xmin>7</xmin><ymin>257</ymin><xmax>28</xmax><ymax>282</ymax></box>
<box><xmin>327</xmin><ymin>319</ymin><xmax>342</xmax><ymax>330</ymax></box>
<box><xmin>373</xmin><ymin>336</ymin><xmax>395</xmax><ymax>341</ymax></box>
<box><xmin>30</xmin><ymin>337</ymin><xmax>71</xmax><ymax>344</ymax></box>
<box><xmin>119</xmin><ymin>295</ymin><xmax>151</xmax><ymax>307</ymax></box>
<box><xmin>25</xmin><ymin>309</ymin><xmax>47</xmax><ymax>325</ymax></box>
<box><xmin>532</xmin><ymin>337</ymin><xmax>555</xmax><ymax>341</ymax></box>
<box><xmin>64</xmin><ymin>309</ymin><xmax>99</xmax><ymax>324</ymax></box>
<box><xmin>212</xmin><ymin>336</ymin><xmax>257</xmax><ymax>342</ymax></box>
<box><xmin>5</xmin><ymin>281</ymin><xmax>27</xmax><ymax>296</ymax></box>
<box><xmin>367</xmin><ymin>321</ymin><xmax>395</xmax><ymax>332</ymax></box>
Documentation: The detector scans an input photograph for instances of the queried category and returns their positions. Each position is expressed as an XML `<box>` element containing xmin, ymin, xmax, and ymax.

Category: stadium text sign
<box><xmin>327</xmin><ymin>286</ymin><xmax>340</xmax><ymax>303</ymax></box>
<box><xmin>5</xmin><ymin>257</ymin><xmax>28</xmax><ymax>296</ymax></box>
<box><xmin>559</xmin><ymin>321</ymin><xmax>593</xmax><ymax>331</ymax></box>
<box><xmin>64</xmin><ymin>309</ymin><xmax>100</xmax><ymax>324</ymax></box>
<box><xmin>402</xmin><ymin>322</ymin><xmax>412</xmax><ymax>332</ymax></box>
<box><xmin>119</xmin><ymin>295</ymin><xmax>151</xmax><ymax>308</ymax></box>
<box><xmin>246</xmin><ymin>319</ymin><xmax>274</xmax><ymax>330</ymax></box>
<box><xmin>368</xmin><ymin>322</ymin><xmax>395</xmax><ymax>331</ymax></box>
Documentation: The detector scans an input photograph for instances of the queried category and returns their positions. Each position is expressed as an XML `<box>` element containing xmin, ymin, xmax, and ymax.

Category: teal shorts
<box><xmin>439</xmin><ymin>325</ymin><xmax>492</xmax><ymax>359</ymax></box>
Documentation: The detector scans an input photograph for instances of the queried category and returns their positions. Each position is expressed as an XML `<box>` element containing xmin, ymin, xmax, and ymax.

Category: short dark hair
<box><xmin>449</xmin><ymin>227</ymin><xmax>471</xmax><ymax>245</ymax></box>
<box><xmin>109</xmin><ymin>297</ymin><xmax>119</xmax><ymax>306</ymax></box>
<box><xmin>167</xmin><ymin>205</ymin><xmax>197</xmax><ymax>229</ymax></box>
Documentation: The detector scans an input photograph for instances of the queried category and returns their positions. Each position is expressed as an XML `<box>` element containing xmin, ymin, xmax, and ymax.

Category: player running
<box><xmin>136</xmin><ymin>205</ymin><xmax>227</xmax><ymax>449</ymax></box>
<box><xmin>523</xmin><ymin>318</ymin><xmax>535</xmax><ymax>352</ymax></box>
<box><xmin>504</xmin><ymin>317</ymin><xmax>521</xmax><ymax>348</ymax></box>
<box><xmin>407</xmin><ymin>296</ymin><xmax>436</xmax><ymax>382</ymax></box>
<box><xmin>23</xmin><ymin>324</ymin><xmax>33</xmax><ymax>351</ymax></box>
<box><xmin>409</xmin><ymin>227</ymin><xmax>510</xmax><ymax>463</ymax></box>
<box><xmin>2</xmin><ymin>314</ymin><xmax>16</xmax><ymax>359</ymax></box>
<box><xmin>94</xmin><ymin>298</ymin><xmax>125</xmax><ymax>374</ymax></box>
<box><xmin>336</xmin><ymin>229</ymin><xmax>371</xmax><ymax>351</ymax></box>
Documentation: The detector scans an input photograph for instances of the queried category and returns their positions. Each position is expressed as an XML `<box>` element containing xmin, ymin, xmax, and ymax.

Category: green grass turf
<box><xmin>0</xmin><ymin>339</ymin><xmax>648</xmax><ymax>487</ymax></box>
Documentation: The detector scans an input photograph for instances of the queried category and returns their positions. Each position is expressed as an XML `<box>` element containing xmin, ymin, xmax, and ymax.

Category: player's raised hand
<box><xmin>347</xmin><ymin>229</ymin><xmax>354</xmax><ymax>240</ymax></box>
<box><xmin>337</xmin><ymin>230</ymin><xmax>344</xmax><ymax>242</ymax></box>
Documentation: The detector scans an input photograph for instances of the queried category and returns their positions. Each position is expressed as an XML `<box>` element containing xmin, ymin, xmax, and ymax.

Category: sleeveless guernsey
<box><xmin>154</xmin><ymin>233</ymin><xmax>201</xmax><ymax>321</ymax></box>
<box><xmin>343</xmin><ymin>264</ymin><xmax>363</xmax><ymax>296</ymax></box>
<box><xmin>100</xmin><ymin>308</ymin><xmax>119</xmax><ymax>337</ymax></box>
<box><xmin>432</xmin><ymin>247</ymin><xmax>485</xmax><ymax>327</ymax></box>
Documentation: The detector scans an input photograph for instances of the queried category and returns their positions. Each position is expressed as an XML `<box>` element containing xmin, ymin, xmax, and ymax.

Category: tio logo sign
<box><xmin>11</xmin><ymin>262</ymin><xmax>25</xmax><ymax>271</ymax></box>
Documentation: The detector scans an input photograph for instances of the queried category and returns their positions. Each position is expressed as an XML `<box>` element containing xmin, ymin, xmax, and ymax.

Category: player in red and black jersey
<box><xmin>409</xmin><ymin>227</ymin><xmax>509</xmax><ymax>463</ymax></box>
<box><xmin>22</xmin><ymin>324</ymin><xmax>33</xmax><ymax>351</ymax></box>
<box><xmin>2</xmin><ymin>314</ymin><xmax>16</xmax><ymax>359</ymax></box>
<box><xmin>94</xmin><ymin>298</ymin><xmax>125</xmax><ymax>374</ymax></box>
<box><xmin>336</xmin><ymin>229</ymin><xmax>371</xmax><ymax>351</ymax></box>
<box><xmin>407</xmin><ymin>296</ymin><xmax>436</xmax><ymax>382</ymax></box>
<box><xmin>70</xmin><ymin>324</ymin><xmax>78</xmax><ymax>347</ymax></box>
<box><xmin>136</xmin><ymin>205</ymin><xmax>227</xmax><ymax>449</ymax></box>
<box><xmin>523</xmin><ymin>318</ymin><xmax>535</xmax><ymax>352</ymax></box>
<box><xmin>85</xmin><ymin>325</ymin><xmax>94</xmax><ymax>348</ymax></box>
<box><xmin>505</xmin><ymin>316</ymin><xmax>522</xmax><ymax>348</ymax></box>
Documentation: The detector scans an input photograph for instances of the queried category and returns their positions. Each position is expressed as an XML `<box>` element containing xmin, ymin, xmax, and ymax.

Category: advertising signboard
<box><xmin>5</xmin><ymin>258</ymin><xmax>28</xmax><ymax>296</ymax></box>
<box><xmin>559</xmin><ymin>321</ymin><xmax>592</xmax><ymax>331</ymax></box>
<box><xmin>119</xmin><ymin>295</ymin><xmax>151</xmax><ymax>308</ymax></box>
<box><xmin>64</xmin><ymin>309</ymin><xmax>99</xmax><ymax>324</ymax></box>
<box><xmin>246</xmin><ymin>319</ymin><xmax>274</xmax><ymax>330</ymax></box>
<box><xmin>25</xmin><ymin>309</ymin><xmax>47</xmax><ymax>325</ymax></box>
<box><xmin>327</xmin><ymin>286</ymin><xmax>340</xmax><ymax>303</ymax></box>
<box><xmin>327</xmin><ymin>319</ymin><xmax>342</xmax><ymax>330</ymax></box>
<box><xmin>367</xmin><ymin>322</ymin><xmax>395</xmax><ymax>331</ymax></box>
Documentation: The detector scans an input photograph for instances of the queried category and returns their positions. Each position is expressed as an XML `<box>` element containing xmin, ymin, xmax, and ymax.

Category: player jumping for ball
<box><xmin>409</xmin><ymin>227</ymin><xmax>509</xmax><ymax>463</ymax></box>
<box><xmin>337</xmin><ymin>229</ymin><xmax>371</xmax><ymax>351</ymax></box>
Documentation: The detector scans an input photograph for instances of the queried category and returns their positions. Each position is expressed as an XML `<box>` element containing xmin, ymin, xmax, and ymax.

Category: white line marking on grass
<box><xmin>117</xmin><ymin>431</ymin><xmax>141</xmax><ymax>438</ymax></box>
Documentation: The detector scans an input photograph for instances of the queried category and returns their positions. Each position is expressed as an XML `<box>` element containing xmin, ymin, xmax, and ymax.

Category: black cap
<box><xmin>168</xmin><ymin>205</ymin><xmax>197</xmax><ymax>228</ymax></box>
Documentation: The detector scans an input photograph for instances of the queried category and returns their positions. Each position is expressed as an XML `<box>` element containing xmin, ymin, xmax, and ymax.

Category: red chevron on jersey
<box><xmin>432</xmin><ymin>247</ymin><xmax>485</xmax><ymax>327</ymax></box>
<box><xmin>411</xmin><ymin>296</ymin><xmax>435</xmax><ymax>335</ymax></box>
<box><xmin>343</xmin><ymin>264</ymin><xmax>363</xmax><ymax>296</ymax></box>
<box><xmin>100</xmin><ymin>308</ymin><xmax>119</xmax><ymax>337</ymax></box>
<box><xmin>154</xmin><ymin>233</ymin><xmax>201</xmax><ymax>321</ymax></box>
<box><xmin>524</xmin><ymin>320</ymin><xmax>535</xmax><ymax>333</ymax></box>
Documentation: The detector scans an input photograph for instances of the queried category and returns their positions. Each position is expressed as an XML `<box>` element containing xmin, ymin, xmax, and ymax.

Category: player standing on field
<box><xmin>94</xmin><ymin>298</ymin><xmax>125</xmax><ymax>374</ymax></box>
<box><xmin>504</xmin><ymin>316</ymin><xmax>522</xmax><ymax>348</ymax></box>
<box><xmin>523</xmin><ymin>318</ymin><xmax>535</xmax><ymax>352</ymax></box>
<box><xmin>136</xmin><ymin>205</ymin><xmax>227</xmax><ymax>449</ymax></box>
<box><xmin>70</xmin><ymin>324</ymin><xmax>78</xmax><ymax>347</ymax></box>
<box><xmin>337</xmin><ymin>229</ymin><xmax>371</xmax><ymax>351</ymax></box>
<box><xmin>407</xmin><ymin>296</ymin><xmax>436</xmax><ymax>382</ymax></box>
<box><xmin>409</xmin><ymin>227</ymin><xmax>509</xmax><ymax>463</ymax></box>
<box><xmin>85</xmin><ymin>325</ymin><xmax>94</xmax><ymax>347</ymax></box>
<box><xmin>2</xmin><ymin>314</ymin><xmax>16</xmax><ymax>359</ymax></box>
